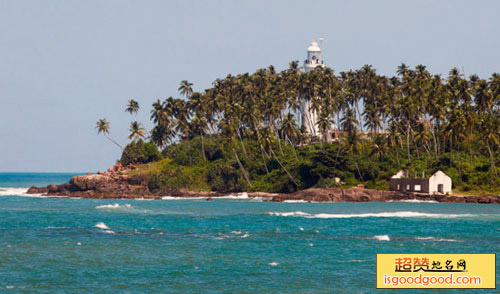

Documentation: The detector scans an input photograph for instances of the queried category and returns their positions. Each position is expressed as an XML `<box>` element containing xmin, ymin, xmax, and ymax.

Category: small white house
<box><xmin>428</xmin><ymin>170</ymin><xmax>452</xmax><ymax>194</ymax></box>
<box><xmin>390</xmin><ymin>170</ymin><xmax>452</xmax><ymax>195</ymax></box>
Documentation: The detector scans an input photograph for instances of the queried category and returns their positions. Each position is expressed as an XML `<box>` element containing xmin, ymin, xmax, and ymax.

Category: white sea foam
<box><xmin>267</xmin><ymin>211</ymin><xmax>310</xmax><ymax>217</ymax></box>
<box><xmin>95</xmin><ymin>203</ymin><xmax>132</xmax><ymax>209</ymax></box>
<box><xmin>240</xmin><ymin>232</ymin><xmax>250</xmax><ymax>238</ymax></box>
<box><xmin>389</xmin><ymin>199</ymin><xmax>439</xmax><ymax>203</ymax></box>
<box><xmin>102</xmin><ymin>230</ymin><xmax>115</xmax><ymax>234</ymax></box>
<box><xmin>267</xmin><ymin>211</ymin><xmax>477</xmax><ymax>219</ymax></box>
<box><xmin>0</xmin><ymin>187</ymin><xmax>70</xmax><ymax>198</ymax></box>
<box><xmin>268</xmin><ymin>262</ymin><xmax>279</xmax><ymax>266</ymax></box>
<box><xmin>373</xmin><ymin>235</ymin><xmax>391</xmax><ymax>241</ymax></box>
<box><xmin>161</xmin><ymin>196</ymin><xmax>207</xmax><ymax>200</ymax></box>
<box><xmin>94</xmin><ymin>222</ymin><xmax>110</xmax><ymax>230</ymax></box>
<box><xmin>249</xmin><ymin>197</ymin><xmax>264</xmax><ymax>202</ymax></box>
<box><xmin>283</xmin><ymin>200</ymin><xmax>308</xmax><ymax>203</ymax></box>
<box><xmin>415</xmin><ymin>236</ymin><xmax>459</xmax><ymax>242</ymax></box>
<box><xmin>0</xmin><ymin>187</ymin><xmax>30</xmax><ymax>196</ymax></box>
<box><xmin>217</xmin><ymin>192</ymin><xmax>249</xmax><ymax>199</ymax></box>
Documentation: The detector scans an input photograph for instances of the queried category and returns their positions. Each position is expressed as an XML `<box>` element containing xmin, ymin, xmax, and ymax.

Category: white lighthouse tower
<box><xmin>301</xmin><ymin>39</ymin><xmax>325</xmax><ymax>137</ymax></box>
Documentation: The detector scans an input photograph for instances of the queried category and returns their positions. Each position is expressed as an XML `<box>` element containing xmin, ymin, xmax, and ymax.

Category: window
<box><xmin>397</xmin><ymin>184</ymin><xmax>400</xmax><ymax>190</ymax></box>
<box><xmin>414</xmin><ymin>185</ymin><xmax>421</xmax><ymax>191</ymax></box>
<box><xmin>406</xmin><ymin>184</ymin><xmax>410</xmax><ymax>190</ymax></box>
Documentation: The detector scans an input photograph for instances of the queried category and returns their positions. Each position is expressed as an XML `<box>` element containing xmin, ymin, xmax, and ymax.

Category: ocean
<box><xmin>0</xmin><ymin>173</ymin><xmax>498</xmax><ymax>293</ymax></box>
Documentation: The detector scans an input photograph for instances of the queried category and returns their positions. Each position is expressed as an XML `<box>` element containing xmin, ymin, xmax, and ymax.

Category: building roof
<box><xmin>391</xmin><ymin>170</ymin><xmax>451</xmax><ymax>180</ymax></box>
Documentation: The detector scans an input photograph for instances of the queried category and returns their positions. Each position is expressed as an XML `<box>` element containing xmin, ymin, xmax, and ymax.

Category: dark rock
<box><xmin>270</xmin><ymin>187</ymin><xmax>500</xmax><ymax>204</ymax></box>
<box><xmin>26</xmin><ymin>186</ymin><xmax>48</xmax><ymax>194</ymax></box>
<box><xmin>28</xmin><ymin>172</ymin><xmax>500</xmax><ymax>204</ymax></box>
<box><xmin>47</xmin><ymin>184</ymin><xmax>58</xmax><ymax>193</ymax></box>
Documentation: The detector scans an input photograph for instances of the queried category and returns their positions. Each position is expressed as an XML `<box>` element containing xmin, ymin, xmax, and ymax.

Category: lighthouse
<box><xmin>301</xmin><ymin>39</ymin><xmax>325</xmax><ymax>137</ymax></box>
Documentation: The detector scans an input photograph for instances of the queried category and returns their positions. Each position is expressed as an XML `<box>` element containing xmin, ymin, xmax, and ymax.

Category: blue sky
<box><xmin>1</xmin><ymin>0</ymin><xmax>499</xmax><ymax>172</ymax></box>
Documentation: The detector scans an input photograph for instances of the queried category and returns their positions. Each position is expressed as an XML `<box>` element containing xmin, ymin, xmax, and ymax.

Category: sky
<box><xmin>1</xmin><ymin>0</ymin><xmax>499</xmax><ymax>172</ymax></box>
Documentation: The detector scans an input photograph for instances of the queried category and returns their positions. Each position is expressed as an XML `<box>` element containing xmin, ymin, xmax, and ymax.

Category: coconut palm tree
<box><xmin>178</xmin><ymin>80</ymin><xmax>193</xmax><ymax>98</ymax></box>
<box><xmin>125</xmin><ymin>99</ymin><xmax>140</xmax><ymax>115</ymax></box>
<box><xmin>95</xmin><ymin>118</ymin><xmax>125</xmax><ymax>151</ymax></box>
<box><xmin>128</xmin><ymin>121</ymin><xmax>146</xmax><ymax>141</ymax></box>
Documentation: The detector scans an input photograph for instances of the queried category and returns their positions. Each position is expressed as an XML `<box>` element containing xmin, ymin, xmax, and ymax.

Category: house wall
<box><xmin>428</xmin><ymin>171</ymin><xmax>452</xmax><ymax>194</ymax></box>
<box><xmin>389</xmin><ymin>178</ymin><xmax>429</xmax><ymax>193</ymax></box>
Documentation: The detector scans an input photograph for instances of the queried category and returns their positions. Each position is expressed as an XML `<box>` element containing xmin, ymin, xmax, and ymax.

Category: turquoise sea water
<box><xmin>0</xmin><ymin>173</ymin><xmax>498</xmax><ymax>293</ymax></box>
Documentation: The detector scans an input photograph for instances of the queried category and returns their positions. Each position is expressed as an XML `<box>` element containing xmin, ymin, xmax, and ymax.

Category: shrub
<box><xmin>120</xmin><ymin>140</ymin><xmax>162</xmax><ymax>166</ymax></box>
<box><xmin>148</xmin><ymin>173</ymin><xmax>168</xmax><ymax>191</ymax></box>
<box><xmin>206</xmin><ymin>160</ymin><xmax>244</xmax><ymax>192</ymax></box>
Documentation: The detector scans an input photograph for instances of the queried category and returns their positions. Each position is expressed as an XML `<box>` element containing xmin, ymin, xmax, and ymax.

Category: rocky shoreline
<box><xmin>26</xmin><ymin>173</ymin><xmax>500</xmax><ymax>204</ymax></box>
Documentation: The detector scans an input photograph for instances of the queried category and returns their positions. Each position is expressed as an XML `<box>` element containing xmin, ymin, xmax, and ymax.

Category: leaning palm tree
<box><xmin>125</xmin><ymin>99</ymin><xmax>140</xmax><ymax>115</ymax></box>
<box><xmin>95</xmin><ymin>118</ymin><xmax>125</xmax><ymax>150</ymax></box>
<box><xmin>128</xmin><ymin>121</ymin><xmax>146</xmax><ymax>141</ymax></box>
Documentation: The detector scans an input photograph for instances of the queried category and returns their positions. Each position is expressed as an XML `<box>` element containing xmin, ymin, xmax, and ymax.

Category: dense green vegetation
<box><xmin>119</xmin><ymin>140</ymin><xmax>161</xmax><ymax>166</ymax></box>
<box><xmin>97</xmin><ymin>62</ymin><xmax>500</xmax><ymax>194</ymax></box>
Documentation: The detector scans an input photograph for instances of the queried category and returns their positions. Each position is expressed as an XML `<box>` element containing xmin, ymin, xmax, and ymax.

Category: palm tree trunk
<box><xmin>287</xmin><ymin>136</ymin><xmax>299</xmax><ymax>161</ymax></box>
<box><xmin>468</xmin><ymin>127</ymin><xmax>473</xmax><ymax>165</ymax></box>
<box><xmin>200</xmin><ymin>132</ymin><xmax>206</xmax><ymax>161</ymax></box>
<box><xmin>236</xmin><ymin>127</ymin><xmax>248</xmax><ymax>158</ymax></box>
<box><xmin>354</xmin><ymin>161</ymin><xmax>364</xmax><ymax>182</ymax></box>
<box><xmin>431</xmin><ymin>125</ymin><xmax>438</xmax><ymax>159</ymax></box>
<box><xmin>105</xmin><ymin>135</ymin><xmax>133</xmax><ymax>160</ymax></box>
<box><xmin>232</xmin><ymin>148</ymin><xmax>253</xmax><ymax>188</ymax></box>
<box><xmin>486</xmin><ymin>141</ymin><xmax>498</xmax><ymax>178</ymax></box>
<box><xmin>406</xmin><ymin>123</ymin><xmax>411</xmax><ymax>165</ymax></box>
<box><xmin>105</xmin><ymin>135</ymin><xmax>124</xmax><ymax>150</ymax></box>
<box><xmin>275</xmin><ymin>129</ymin><xmax>284</xmax><ymax>156</ymax></box>
<box><xmin>269</xmin><ymin>148</ymin><xmax>299</xmax><ymax>187</ymax></box>
<box><xmin>450</xmin><ymin>135</ymin><xmax>453</xmax><ymax>168</ymax></box>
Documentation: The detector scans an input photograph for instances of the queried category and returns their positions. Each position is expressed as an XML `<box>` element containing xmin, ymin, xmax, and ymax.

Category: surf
<box><xmin>267</xmin><ymin>211</ymin><xmax>478</xmax><ymax>219</ymax></box>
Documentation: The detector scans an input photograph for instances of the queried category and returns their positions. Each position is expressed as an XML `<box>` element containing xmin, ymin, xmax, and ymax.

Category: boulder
<box><xmin>47</xmin><ymin>184</ymin><xmax>58</xmax><ymax>193</ymax></box>
<box><xmin>26</xmin><ymin>186</ymin><xmax>48</xmax><ymax>194</ymax></box>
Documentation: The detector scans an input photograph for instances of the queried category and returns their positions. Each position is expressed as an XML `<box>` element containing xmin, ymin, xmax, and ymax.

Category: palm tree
<box><xmin>125</xmin><ymin>99</ymin><xmax>140</xmax><ymax>115</ymax></box>
<box><xmin>178</xmin><ymin>80</ymin><xmax>193</xmax><ymax>98</ymax></box>
<box><xmin>95</xmin><ymin>118</ymin><xmax>125</xmax><ymax>151</ymax></box>
<box><xmin>128</xmin><ymin>121</ymin><xmax>146</xmax><ymax>141</ymax></box>
<box><xmin>317</xmin><ymin>110</ymin><xmax>333</xmax><ymax>146</ymax></box>
<box><xmin>481</xmin><ymin>113</ymin><xmax>499</xmax><ymax>178</ymax></box>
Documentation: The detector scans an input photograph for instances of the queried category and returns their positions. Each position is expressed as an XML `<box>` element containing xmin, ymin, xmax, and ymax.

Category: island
<box><xmin>28</xmin><ymin>54</ymin><xmax>500</xmax><ymax>203</ymax></box>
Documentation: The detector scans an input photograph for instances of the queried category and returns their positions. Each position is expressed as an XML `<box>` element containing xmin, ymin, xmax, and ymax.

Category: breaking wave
<box><xmin>373</xmin><ymin>235</ymin><xmax>391</xmax><ymax>241</ymax></box>
<box><xmin>267</xmin><ymin>211</ymin><xmax>310</xmax><ymax>217</ymax></box>
<box><xmin>388</xmin><ymin>199</ymin><xmax>439</xmax><ymax>203</ymax></box>
<box><xmin>94</xmin><ymin>222</ymin><xmax>110</xmax><ymax>230</ymax></box>
<box><xmin>95</xmin><ymin>203</ymin><xmax>132</xmax><ymax>209</ymax></box>
<box><xmin>216</xmin><ymin>193</ymin><xmax>250</xmax><ymax>199</ymax></box>
<box><xmin>0</xmin><ymin>187</ymin><xmax>69</xmax><ymax>198</ymax></box>
<box><xmin>415</xmin><ymin>236</ymin><xmax>459</xmax><ymax>242</ymax></box>
<box><xmin>267</xmin><ymin>211</ymin><xmax>478</xmax><ymax>219</ymax></box>
<box><xmin>0</xmin><ymin>187</ymin><xmax>30</xmax><ymax>196</ymax></box>
<box><xmin>161</xmin><ymin>196</ymin><xmax>207</xmax><ymax>200</ymax></box>
<box><xmin>161</xmin><ymin>193</ymin><xmax>263</xmax><ymax>201</ymax></box>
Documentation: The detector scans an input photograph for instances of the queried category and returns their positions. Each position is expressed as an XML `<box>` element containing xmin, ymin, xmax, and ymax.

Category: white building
<box><xmin>301</xmin><ymin>39</ymin><xmax>325</xmax><ymax>136</ymax></box>
<box><xmin>390</xmin><ymin>170</ymin><xmax>452</xmax><ymax>195</ymax></box>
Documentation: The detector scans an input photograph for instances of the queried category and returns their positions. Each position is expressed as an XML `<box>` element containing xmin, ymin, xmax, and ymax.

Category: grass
<box><xmin>125</xmin><ymin>158</ymin><xmax>173</xmax><ymax>176</ymax></box>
